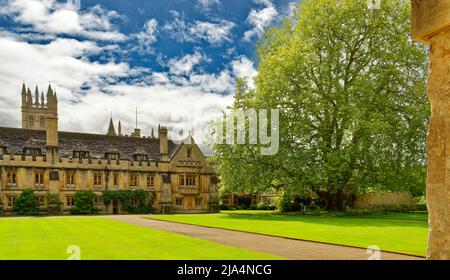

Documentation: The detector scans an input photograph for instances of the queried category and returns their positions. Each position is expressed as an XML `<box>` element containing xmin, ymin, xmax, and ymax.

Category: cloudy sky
<box><xmin>0</xmin><ymin>0</ymin><xmax>298</xmax><ymax>144</ymax></box>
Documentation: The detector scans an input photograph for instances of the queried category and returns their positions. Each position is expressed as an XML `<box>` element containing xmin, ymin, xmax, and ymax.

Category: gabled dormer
<box><xmin>22</xmin><ymin>138</ymin><xmax>42</xmax><ymax>156</ymax></box>
<box><xmin>0</xmin><ymin>139</ymin><xmax>7</xmax><ymax>155</ymax></box>
<box><xmin>72</xmin><ymin>144</ymin><xmax>89</xmax><ymax>159</ymax></box>
<box><xmin>105</xmin><ymin>146</ymin><xmax>120</xmax><ymax>160</ymax></box>
<box><xmin>133</xmin><ymin>147</ymin><xmax>148</xmax><ymax>161</ymax></box>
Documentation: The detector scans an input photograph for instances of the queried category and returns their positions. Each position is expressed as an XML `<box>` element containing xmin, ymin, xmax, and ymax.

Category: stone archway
<box><xmin>411</xmin><ymin>0</ymin><xmax>450</xmax><ymax>259</ymax></box>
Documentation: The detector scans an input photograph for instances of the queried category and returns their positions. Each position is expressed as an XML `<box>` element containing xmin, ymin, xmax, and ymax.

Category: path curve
<box><xmin>107</xmin><ymin>215</ymin><xmax>422</xmax><ymax>260</ymax></box>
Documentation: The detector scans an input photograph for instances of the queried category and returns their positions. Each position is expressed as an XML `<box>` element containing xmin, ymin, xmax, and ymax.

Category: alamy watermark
<box><xmin>67</xmin><ymin>245</ymin><xmax>81</xmax><ymax>260</ymax></box>
<box><xmin>213</xmin><ymin>109</ymin><xmax>279</xmax><ymax>156</ymax></box>
<box><xmin>367</xmin><ymin>245</ymin><xmax>381</xmax><ymax>260</ymax></box>
<box><xmin>167</xmin><ymin>107</ymin><xmax>280</xmax><ymax>156</ymax></box>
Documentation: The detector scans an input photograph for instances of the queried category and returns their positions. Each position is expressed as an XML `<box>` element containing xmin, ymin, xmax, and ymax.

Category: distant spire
<box><xmin>41</xmin><ymin>92</ymin><xmax>45</xmax><ymax>106</ymax></box>
<box><xmin>106</xmin><ymin>118</ymin><xmax>117</xmax><ymax>136</ymax></box>
<box><xmin>118</xmin><ymin>121</ymin><xmax>122</xmax><ymax>136</ymax></box>
<box><xmin>21</xmin><ymin>83</ymin><xmax>27</xmax><ymax>106</ymax></box>
<box><xmin>27</xmin><ymin>88</ymin><xmax>32</xmax><ymax>104</ymax></box>
<box><xmin>34</xmin><ymin>86</ymin><xmax>39</xmax><ymax>105</ymax></box>
<box><xmin>47</xmin><ymin>84</ymin><xmax>53</xmax><ymax>96</ymax></box>
<box><xmin>151</xmin><ymin>128</ymin><xmax>155</xmax><ymax>138</ymax></box>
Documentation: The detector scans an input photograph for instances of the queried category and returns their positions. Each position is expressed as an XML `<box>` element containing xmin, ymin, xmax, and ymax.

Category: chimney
<box><xmin>159</xmin><ymin>126</ymin><xmax>168</xmax><ymax>161</ymax></box>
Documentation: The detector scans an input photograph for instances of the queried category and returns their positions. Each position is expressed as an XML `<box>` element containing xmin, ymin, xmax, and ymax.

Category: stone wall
<box><xmin>353</xmin><ymin>192</ymin><xmax>418</xmax><ymax>210</ymax></box>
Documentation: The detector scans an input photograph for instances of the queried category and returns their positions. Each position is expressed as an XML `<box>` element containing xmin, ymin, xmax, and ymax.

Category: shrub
<box><xmin>219</xmin><ymin>204</ymin><xmax>230</xmax><ymax>210</ymax></box>
<box><xmin>237</xmin><ymin>194</ymin><xmax>252</xmax><ymax>208</ymax></box>
<box><xmin>46</xmin><ymin>193</ymin><xmax>63</xmax><ymax>215</ymax></box>
<box><xmin>256</xmin><ymin>202</ymin><xmax>276</xmax><ymax>210</ymax></box>
<box><xmin>70</xmin><ymin>191</ymin><xmax>100</xmax><ymax>215</ymax></box>
<box><xmin>13</xmin><ymin>189</ymin><xmax>39</xmax><ymax>216</ymax></box>
<box><xmin>236</xmin><ymin>205</ymin><xmax>247</xmax><ymax>210</ymax></box>
<box><xmin>278</xmin><ymin>194</ymin><xmax>303</xmax><ymax>212</ymax></box>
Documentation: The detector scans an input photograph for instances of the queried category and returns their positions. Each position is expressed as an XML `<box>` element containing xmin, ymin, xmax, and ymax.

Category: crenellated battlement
<box><xmin>0</xmin><ymin>153</ymin><xmax>161</xmax><ymax>171</ymax></box>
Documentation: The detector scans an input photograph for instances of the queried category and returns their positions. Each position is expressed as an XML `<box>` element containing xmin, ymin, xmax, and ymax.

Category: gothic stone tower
<box><xmin>21</xmin><ymin>83</ymin><xmax>58</xmax><ymax>130</ymax></box>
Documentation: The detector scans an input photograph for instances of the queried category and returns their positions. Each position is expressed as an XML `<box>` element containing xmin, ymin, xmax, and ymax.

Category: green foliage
<box><xmin>13</xmin><ymin>189</ymin><xmax>39</xmax><ymax>216</ymax></box>
<box><xmin>219</xmin><ymin>203</ymin><xmax>231</xmax><ymax>210</ymax></box>
<box><xmin>256</xmin><ymin>202</ymin><xmax>276</xmax><ymax>210</ymax></box>
<box><xmin>278</xmin><ymin>193</ymin><xmax>300</xmax><ymax>213</ymax></box>
<box><xmin>214</xmin><ymin>0</ymin><xmax>429</xmax><ymax>210</ymax></box>
<box><xmin>46</xmin><ymin>193</ymin><xmax>62</xmax><ymax>215</ymax></box>
<box><xmin>103</xmin><ymin>190</ymin><xmax>155</xmax><ymax>214</ymax></box>
<box><xmin>236</xmin><ymin>194</ymin><xmax>252</xmax><ymax>209</ymax></box>
<box><xmin>70</xmin><ymin>191</ymin><xmax>100</xmax><ymax>215</ymax></box>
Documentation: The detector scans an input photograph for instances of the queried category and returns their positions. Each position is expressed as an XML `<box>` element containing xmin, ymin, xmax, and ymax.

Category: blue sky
<box><xmin>0</xmin><ymin>0</ymin><xmax>298</xmax><ymax>143</ymax></box>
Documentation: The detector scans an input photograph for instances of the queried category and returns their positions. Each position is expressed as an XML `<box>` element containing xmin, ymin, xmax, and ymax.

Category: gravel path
<box><xmin>107</xmin><ymin>215</ymin><xmax>423</xmax><ymax>260</ymax></box>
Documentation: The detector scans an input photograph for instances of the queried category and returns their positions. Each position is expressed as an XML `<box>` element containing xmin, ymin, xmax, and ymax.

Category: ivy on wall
<box><xmin>70</xmin><ymin>191</ymin><xmax>100</xmax><ymax>215</ymax></box>
<box><xmin>46</xmin><ymin>193</ymin><xmax>63</xmax><ymax>215</ymax></box>
<box><xmin>103</xmin><ymin>190</ymin><xmax>155</xmax><ymax>214</ymax></box>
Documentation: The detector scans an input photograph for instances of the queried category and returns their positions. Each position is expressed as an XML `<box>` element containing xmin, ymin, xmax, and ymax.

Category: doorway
<box><xmin>112</xmin><ymin>200</ymin><xmax>120</xmax><ymax>214</ymax></box>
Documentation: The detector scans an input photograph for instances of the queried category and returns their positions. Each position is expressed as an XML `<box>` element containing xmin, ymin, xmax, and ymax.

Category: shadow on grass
<box><xmin>216</xmin><ymin>213</ymin><xmax>427</xmax><ymax>229</ymax></box>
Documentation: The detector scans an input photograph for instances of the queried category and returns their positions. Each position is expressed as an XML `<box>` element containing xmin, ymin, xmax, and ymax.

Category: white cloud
<box><xmin>0</xmin><ymin>1</ymin><xmax>265</xmax><ymax>145</ymax></box>
<box><xmin>243</xmin><ymin>0</ymin><xmax>278</xmax><ymax>41</ymax></box>
<box><xmin>168</xmin><ymin>51</ymin><xmax>205</xmax><ymax>75</ymax></box>
<box><xmin>196</xmin><ymin>0</ymin><xmax>220</xmax><ymax>10</ymax></box>
<box><xmin>0</xmin><ymin>0</ymin><xmax>126</xmax><ymax>41</ymax></box>
<box><xmin>164</xmin><ymin>50</ymin><xmax>236</xmax><ymax>93</ymax></box>
<box><xmin>231</xmin><ymin>56</ymin><xmax>258</xmax><ymax>88</ymax></box>
<box><xmin>0</xmin><ymin>35</ymin><xmax>129</xmax><ymax>126</ymax></box>
<box><xmin>163</xmin><ymin>11</ymin><xmax>235</xmax><ymax>45</ymax></box>
<box><xmin>93</xmin><ymin>84</ymin><xmax>234</xmax><ymax>144</ymax></box>
<box><xmin>0</xmin><ymin>34</ymin><xmax>236</xmax><ymax>143</ymax></box>
<box><xmin>134</xmin><ymin>19</ymin><xmax>158</xmax><ymax>52</ymax></box>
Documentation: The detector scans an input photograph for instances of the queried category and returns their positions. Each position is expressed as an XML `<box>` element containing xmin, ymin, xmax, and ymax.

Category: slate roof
<box><xmin>0</xmin><ymin>127</ymin><xmax>180</xmax><ymax>160</ymax></box>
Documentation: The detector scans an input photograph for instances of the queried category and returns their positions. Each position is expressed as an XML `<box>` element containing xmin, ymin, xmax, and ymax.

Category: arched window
<box><xmin>40</xmin><ymin>117</ymin><xmax>45</xmax><ymax>129</ymax></box>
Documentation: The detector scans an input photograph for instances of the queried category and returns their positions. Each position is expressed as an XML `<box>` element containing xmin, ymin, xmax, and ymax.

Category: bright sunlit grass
<box><xmin>150</xmin><ymin>211</ymin><xmax>427</xmax><ymax>256</ymax></box>
<box><xmin>0</xmin><ymin>217</ymin><xmax>280</xmax><ymax>260</ymax></box>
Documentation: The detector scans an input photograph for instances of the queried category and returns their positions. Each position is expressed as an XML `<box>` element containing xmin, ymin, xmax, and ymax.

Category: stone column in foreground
<box><xmin>411</xmin><ymin>0</ymin><xmax>450</xmax><ymax>260</ymax></box>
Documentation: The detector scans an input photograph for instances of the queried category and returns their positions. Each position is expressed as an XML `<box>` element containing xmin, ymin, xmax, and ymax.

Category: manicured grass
<box><xmin>336</xmin><ymin>212</ymin><xmax>428</xmax><ymax>221</ymax></box>
<box><xmin>0</xmin><ymin>217</ymin><xmax>280</xmax><ymax>260</ymax></box>
<box><xmin>149</xmin><ymin>211</ymin><xmax>428</xmax><ymax>257</ymax></box>
<box><xmin>220</xmin><ymin>210</ymin><xmax>428</xmax><ymax>221</ymax></box>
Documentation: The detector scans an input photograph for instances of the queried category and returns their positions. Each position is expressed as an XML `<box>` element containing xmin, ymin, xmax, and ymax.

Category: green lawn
<box><xmin>149</xmin><ymin>211</ymin><xmax>428</xmax><ymax>257</ymax></box>
<box><xmin>0</xmin><ymin>217</ymin><xmax>280</xmax><ymax>260</ymax></box>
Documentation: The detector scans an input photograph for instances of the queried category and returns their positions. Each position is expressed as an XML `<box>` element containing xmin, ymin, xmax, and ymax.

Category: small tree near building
<box><xmin>13</xmin><ymin>189</ymin><xmax>39</xmax><ymax>216</ymax></box>
<box><xmin>70</xmin><ymin>191</ymin><xmax>100</xmax><ymax>215</ymax></box>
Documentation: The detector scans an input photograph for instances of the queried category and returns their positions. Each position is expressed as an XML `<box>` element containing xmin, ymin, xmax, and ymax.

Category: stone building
<box><xmin>0</xmin><ymin>84</ymin><xmax>219</xmax><ymax>214</ymax></box>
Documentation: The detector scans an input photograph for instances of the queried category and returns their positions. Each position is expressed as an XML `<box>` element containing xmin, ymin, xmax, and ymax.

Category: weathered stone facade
<box><xmin>411</xmin><ymin>0</ymin><xmax>450</xmax><ymax>259</ymax></box>
<box><xmin>0</xmin><ymin>84</ymin><xmax>219</xmax><ymax>214</ymax></box>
